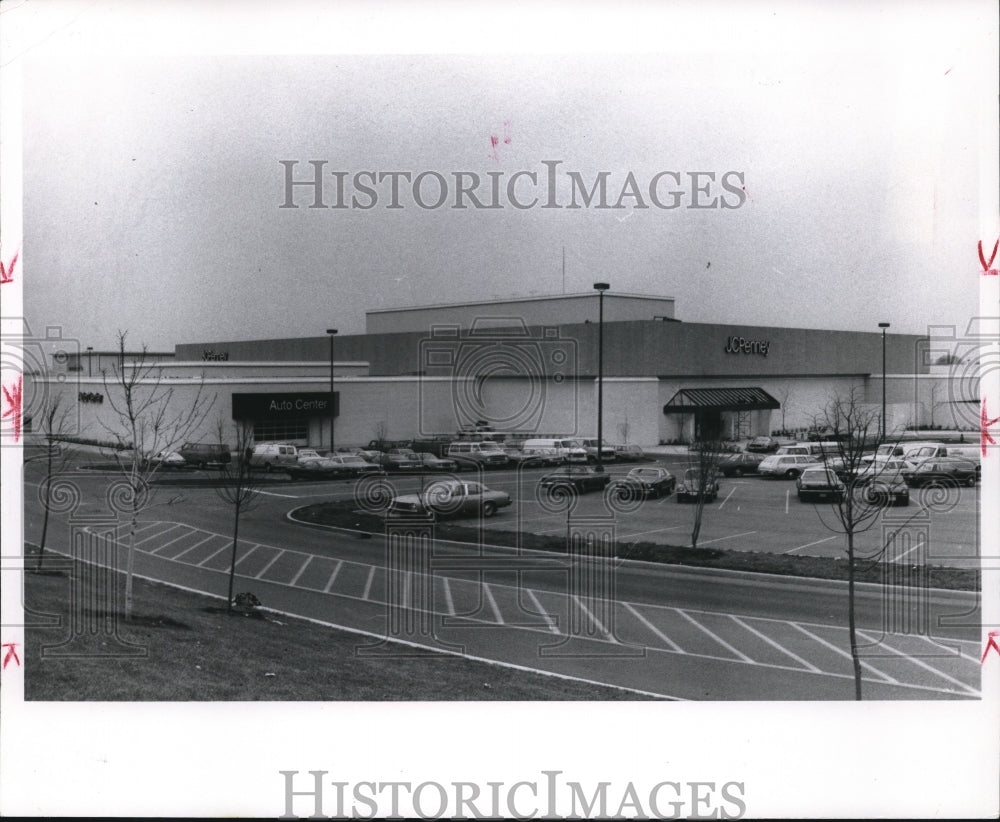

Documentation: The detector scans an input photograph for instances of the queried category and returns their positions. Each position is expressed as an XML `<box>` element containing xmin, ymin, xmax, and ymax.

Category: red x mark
<box><xmin>982</xmin><ymin>397</ymin><xmax>1000</xmax><ymax>457</ymax></box>
<box><xmin>1</xmin><ymin>642</ymin><xmax>20</xmax><ymax>669</ymax></box>
<box><xmin>0</xmin><ymin>251</ymin><xmax>16</xmax><ymax>285</ymax></box>
<box><xmin>2</xmin><ymin>375</ymin><xmax>22</xmax><ymax>442</ymax></box>
<box><xmin>982</xmin><ymin>631</ymin><xmax>1000</xmax><ymax>664</ymax></box>
<box><xmin>979</xmin><ymin>238</ymin><xmax>999</xmax><ymax>276</ymax></box>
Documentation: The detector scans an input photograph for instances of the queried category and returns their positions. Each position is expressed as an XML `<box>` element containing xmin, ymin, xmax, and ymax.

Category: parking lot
<box><xmin>347</xmin><ymin>455</ymin><xmax>981</xmax><ymax>568</ymax></box>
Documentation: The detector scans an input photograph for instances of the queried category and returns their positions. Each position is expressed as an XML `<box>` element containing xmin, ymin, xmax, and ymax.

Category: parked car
<box><xmin>506</xmin><ymin>446</ymin><xmax>562</xmax><ymax>467</ymax></box>
<box><xmin>902</xmin><ymin>457</ymin><xmax>979</xmax><ymax>488</ymax></box>
<box><xmin>580</xmin><ymin>438</ymin><xmax>616</xmax><ymax>463</ymax></box>
<box><xmin>796</xmin><ymin>466</ymin><xmax>846</xmax><ymax>502</ymax></box>
<box><xmin>861</xmin><ymin>476</ymin><xmax>910</xmax><ymax>507</ymax></box>
<box><xmin>286</xmin><ymin>455</ymin><xmax>354</xmax><ymax>480</ymax></box>
<box><xmin>178</xmin><ymin>441</ymin><xmax>232</xmax><ymax>468</ymax></box>
<box><xmin>612</xmin><ymin>466</ymin><xmax>676</xmax><ymax>498</ymax></box>
<box><xmin>719</xmin><ymin>451</ymin><xmax>766</xmax><ymax>477</ymax></box>
<box><xmin>860</xmin><ymin>443</ymin><xmax>908</xmax><ymax>465</ymax></box>
<box><xmin>379</xmin><ymin>448</ymin><xmax>425</xmax><ymax>471</ymax></box>
<box><xmin>745</xmin><ymin>436</ymin><xmax>780</xmax><ymax>453</ymax></box>
<box><xmin>851</xmin><ymin>459</ymin><xmax>911</xmax><ymax>485</ymax></box>
<box><xmin>758</xmin><ymin>454</ymin><xmax>821</xmax><ymax>479</ymax></box>
<box><xmin>675</xmin><ymin>468</ymin><xmax>721</xmax><ymax>503</ymax></box>
<box><xmin>325</xmin><ymin>453</ymin><xmax>385</xmax><ymax>476</ymax></box>
<box><xmin>447</xmin><ymin>440</ymin><xmax>510</xmax><ymax>470</ymax></box>
<box><xmin>413</xmin><ymin>451</ymin><xmax>459</xmax><ymax>472</ymax></box>
<box><xmin>250</xmin><ymin>442</ymin><xmax>301</xmax><ymax>472</ymax></box>
<box><xmin>149</xmin><ymin>450</ymin><xmax>186</xmax><ymax>468</ymax></box>
<box><xmin>521</xmin><ymin>438</ymin><xmax>587</xmax><ymax>464</ymax></box>
<box><xmin>613</xmin><ymin>444</ymin><xmax>647</xmax><ymax>462</ymax></box>
<box><xmin>539</xmin><ymin>466</ymin><xmax>612</xmax><ymax>494</ymax></box>
<box><xmin>387</xmin><ymin>479</ymin><xmax>512</xmax><ymax>520</ymax></box>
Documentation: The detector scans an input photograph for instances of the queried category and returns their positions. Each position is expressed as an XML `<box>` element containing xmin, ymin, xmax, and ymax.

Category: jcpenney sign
<box><xmin>724</xmin><ymin>335</ymin><xmax>770</xmax><ymax>357</ymax></box>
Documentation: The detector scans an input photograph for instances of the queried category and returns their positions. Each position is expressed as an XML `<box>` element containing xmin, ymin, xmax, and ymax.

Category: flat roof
<box><xmin>365</xmin><ymin>292</ymin><xmax>676</xmax><ymax>314</ymax></box>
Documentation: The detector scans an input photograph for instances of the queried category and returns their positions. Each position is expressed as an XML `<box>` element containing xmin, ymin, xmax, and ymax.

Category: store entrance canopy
<box><xmin>662</xmin><ymin>387</ymin><xmax>780</xmax><ymax>414</ymax></box>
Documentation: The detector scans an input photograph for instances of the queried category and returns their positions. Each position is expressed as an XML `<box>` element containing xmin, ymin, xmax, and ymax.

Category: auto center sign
<box><xmin>232</xmin><ymin>391</ymin><xmax>338</xmax><ymax>420</ymax></box>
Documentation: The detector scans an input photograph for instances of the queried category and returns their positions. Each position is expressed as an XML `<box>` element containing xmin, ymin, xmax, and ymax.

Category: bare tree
<box><xmin>214</xmin><ymin>419</ymin><xmax>264</xmax><ymax>611</ymax></box>
<box><xmin>617</xmin><ymin>415</ymin><xmax>631</xmax><ymax>444</ymax></box>
<box><xmin>681</xmin><ymin>439</ymin><xmax>728</xmax><ymax>550</ymax></box>
<box><xmin>803</xmin><ymin>388</ymin><xmax>905</xmax><ymax>700</ymax></box>
<box><xmin>773</xmin><ymin>385</ymin><xmax>793</xmax><ymax>433</ymax></box>
<box><xmin>100</xmin><ymin>331</ymin><xmax>213</xmax><ymax>620</ymax></box>
<box><xmin>926</xmin><ymin>381</ymin><xmax>947</xmax><ymax>430</ymax></box>
<box><xmin>32</xmin><ymin>393</ymin><xmax>78</xmax><ymax>570</ymax></box>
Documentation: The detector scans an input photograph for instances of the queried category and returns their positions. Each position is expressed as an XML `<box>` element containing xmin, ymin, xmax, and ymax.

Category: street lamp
<box><xmin>593</xmin><ymin>282</ymin><xmax>610</xmax><ymax>472</ymax></box>
<box><xmin>86</xmin><ymin>346</ymin><xmax>93</xmax><ymax>377</ymax></box>
<box><xmin>326</xmin><ymin>329</ymin><xmax>338</xmax><ymax>453</ymax></box>
<box><xmin>878</xmin><ymin>322</ymin><xmax>890</xmax><ymax>439</ymax></box>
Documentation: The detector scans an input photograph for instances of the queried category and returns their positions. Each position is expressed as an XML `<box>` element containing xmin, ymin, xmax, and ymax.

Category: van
<box><xmin>178</xmin><ymin>442</ymin><xmax>232</xmax><ymax>468</ymax></box>
<box><xmin>250</xmin><ymin>442</ymin><xmax>301</xmax><ymax>472</ymax></box>
<box><xmin>903</xmin><ymin>443</ymin><xmax>981</xmax><ymax>464</ymax></box>
<box><xmin>521</xmin><ymin>438</ymin><xmax>588</xmax><ymax>464</ymax></box>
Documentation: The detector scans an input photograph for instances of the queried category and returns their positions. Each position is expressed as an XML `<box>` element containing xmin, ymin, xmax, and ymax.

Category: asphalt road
<box><xmin>20</xmin><ymin>459</ymin><xmax>983</xmax><ymax>700</ymax></box>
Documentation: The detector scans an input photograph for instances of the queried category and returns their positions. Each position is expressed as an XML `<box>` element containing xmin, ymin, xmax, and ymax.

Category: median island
<box><xmin>290</xmin><ymin>500</ymin><xmax>976</xmax><ymax>592</ymax></box>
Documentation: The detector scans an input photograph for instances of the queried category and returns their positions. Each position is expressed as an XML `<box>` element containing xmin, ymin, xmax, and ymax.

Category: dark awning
<box><xmin>663</xmin><ymin>387</ymin><xmax>780</xmax><ymax>414</ymax></box>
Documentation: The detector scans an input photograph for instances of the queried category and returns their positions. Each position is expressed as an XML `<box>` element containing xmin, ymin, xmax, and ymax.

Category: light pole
<box><xmin>86</xmin><ymin>346</ymin><xmax>93</xmax><ymax>377</ymax></box>
<box><xmin>878</xmin><ymin>322</ymin><xmax>890</xmax><ymax>439</ymax></box>
<box><xmin>326</xmin><ymin>329</ymin><xmax>338</xmax><ymax>454</ymax></box>
<box><xmin>593</xmin><ymin>282</ymin><xmax>610</xmax><ymax>472</ymax></box>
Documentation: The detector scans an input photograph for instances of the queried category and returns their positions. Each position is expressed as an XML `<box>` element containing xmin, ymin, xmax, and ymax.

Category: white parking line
<box><xmin>250</xmin><ymin>489</ymin><xmax>301</xmax><ymax>498</ymax></box>
<box><xmin>730</xmin><ymin>615</ymin><xmax>821</xmax><ymax>672</ymax></box>
<box><xmin>197</xmin><ymin>543</ymin><xmax>234</xmax><ymax>568</ymax></box>
<box><xmin>254</xmin><ymin>550</ymin><xmax>285</xmax><ymax>580</ymax></box>
<box><xmin>573</xmin><ymin>595</ymin><xmax>612</xmax><ymax>640</ymax></box>
<box><xmin>525</xmin><ymin>588</ymin><xmax>560</xmax><ymax>634</ymax></box>
<box><xmin>718</xmin><ymin>487</ymin><xmax>737</xmax><ymax>510</ymax></box>
<box><xmin>150</xmin><ymin>527</ymin><xmax>198</xmax><ymax>554</ymax></box>
<box><xmin>441</xmin><ymin>576</ymin><xmax>456</xmax><ymax>616</ymax></box>
<box><xmin>697</xmin><ymin>530</ymin><xmax>757</xmax><ymax>546</ymax></box>
<box><xmin>889</xmin><ymin>538</ymin><xmax>925</xmax><ymax>563</ymax></box>
<box><xmin>675</xmin><ymin>608</ymin><xmax>754</xmax><ymax>662</ymax></box>
<box><xmin>783</xmin><ymin>535</ymin><xmax>838</xmax><ymax>554</ymax></box>
<box><xmin>289</xmin><ymin>555</ymin><xmax>314</xmax><ymax>587</ymax></box>
<box><xmin>322</xmin><ymin>560</ymin><xmax>344</xmax><ymax>593</ymax></box>
<box><xmin>483</xmin><ymin>584</ymin><xmax>504</xmax><ymax>624</ymax></box>
<box><xmin>171</xmin><ymin>533</ymin><xmax>220</xmax><ymax>561</ymax></box>
<box><xmin>362</xmin><ymin>566</ymin><xmax>376</xmax><ymax>599</ymax></box>
<box><xmin>134</xmin><ymin>523</ymin><xmax>182</xmax><ymax>546</ymax></box>
<box><xmin>619</xmin><ymin>524</ymin><xmax>687</xmax><ymax>540</ymax></box>
<box><xmin>623</xmin><ymin>603</ymin><xmax>683</xmax><ymax>652</ymax></box>
<box><xmin>234</xmin><ymin>544</ymin><xmax>261</xmax><ymax>568</ymax></box>
<box><xmin>856</xmin><ymin>629</ymin><xmax>978</xmax><ymax>694</ymax></box>
<box><xmin>132</xmin><ymin>521</ymin><xmax>163</xmax><ymax>535</ymax></box>
<box><xmin>785</xmin><ymin>490</ymin><xmax>789</xmax><ymax>514</ymax></box>
<box><xmin>790</xmin><ymin>623</ymin><xmax>899</xmax><ymax>684</ymax></box>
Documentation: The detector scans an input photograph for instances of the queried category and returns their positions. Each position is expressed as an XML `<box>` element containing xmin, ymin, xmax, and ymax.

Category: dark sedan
<box><xmin>719</xmin><ymin>452</ymin><xmax>766</xmax><ymax>477</ymax></box>
<box><xmin>745</xmin><ymin>436</ymin><xmax>780</xmax><ymax>453</ymax></box>
<box><xmin>539</xmin><ymin>466</ymin><xmax>612</xmax><ymax>494</ymax></box>
<box><xmin>413</xmin><ymin>452</ymin><xmax>459</xmax><ymax>472</ymax></box>
<box><xmin>902</xmin><ymin>457</ymin><xmax>979</xmax><ymax>488</ymax></box>
<box><xmin>612</xmin><ymin>466</ymin><xmax>676</xmax><ymax>498</ymax></box>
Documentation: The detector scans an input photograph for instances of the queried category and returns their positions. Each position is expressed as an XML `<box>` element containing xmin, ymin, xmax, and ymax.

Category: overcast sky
<box><xmin>17</xmin><ymin>2</ymin><xmax>998</xmax><ymax>352</ymax></box>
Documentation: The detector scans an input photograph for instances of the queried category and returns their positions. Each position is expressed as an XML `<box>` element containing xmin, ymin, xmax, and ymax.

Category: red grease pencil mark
<box><xmin>981</xmin><ymin>398</ymin><xmax>999</xmax><ymax>457</ymax></box>
<box><xmin>982</xmin><ymin>631</ymin><xmax>1000</xmax><ymax>664</ymax></box>
<box><xmin>2</xmin><ymin>642</ymin><xmax>20</xmax><ymax>669</ymax></box>
<box><xmin>0</xmin><ymin>251</ymin><xmax>17</xmax><ymax>285</ymax></box>
<box><xmin>489</xmin><ymin>121</ymin><xmax>512</xmax><ymax>161</ymax></box>
<box><xmin>2</xmin><ymin>376</ymin><xmax>22</xmax><ymax>442</ymax></box>
<box><xmin>979</xmin><ymin>238</ymin><xmax>999</xmax><ymax>276</ymax></box>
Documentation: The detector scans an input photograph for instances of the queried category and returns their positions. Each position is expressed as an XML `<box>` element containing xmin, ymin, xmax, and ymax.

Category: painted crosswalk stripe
<box><xmin>675</xmin><ymin>608</ymin><xmax>754</xmax><ymax>662</ymax></box>
<box><xmin>197</xmin><ymin>543</ymin><xmax>234</xmax><ymax>567</ymax></box>
<box><xmin>362</xmin><ymin>566</ymin><xmax>376</xmax><ymax>600</ymax></box>
<box><xmin>254</xmin><ymin>550</ymin><xmax>285</xmax><ymax>579</ymax></box>
<box><xmin>790</xmin><ymin>623</ymin><xmax>899</xmax><ymax>684</ymax></box>
<box><xmin>289</xmin><ymin>555</ymin><xmax>314</xmax><ymax>587</ymax></box>
<box><xmin>441</xmin><ymin>576</ymin><xmax>456</xmax><ymax>616</ymax></box>
<box><xmin>573</xmin><ymin>595</ymin><xmax>612</xmax><ymax>640</ymax></box>
<box><xmin>856</xmin><ymin>629</ymin><xmax>978</xmax><ymax>695</ymax></box>
<box><xmin>172</xmin><ymin>533</ymin><xmax>219</xmax><ymax>561</ymax></box>
<box><xmin>483</xmin><ymin>583</ymin><xmax>504</xmax><ymax>624</ymax></box>
<box><xmin>234</xmin><ymin>544</ymin><xmax>261</xmax><ymax>568</ymax></box>
<box><xmin>730</xmin><ymin>615</ymin><xmax>821</xmax><ymax>672</ymax></box>
<box><xmin>322</xmin><ymin>560</ymin><xmax>344</xmax><ymax>593</ymax></box>
<box><xmin>150</xmin><ymin>527</ymin><xmax>198</xmax><ymax>554</ymax></box>
<box><xmin>134</xmin><ymin>523</ymin><xmax>181</xmax><ymax>546</ymax></box>
<box><xmin>526</xmin><ymin>588</ymin><xmax>559</xmax><ymax>634</ymax></box>
<box><xmin>624</xmin><ymin>603</ymin><xmax>683</xmax><ymax>652</ymax></box>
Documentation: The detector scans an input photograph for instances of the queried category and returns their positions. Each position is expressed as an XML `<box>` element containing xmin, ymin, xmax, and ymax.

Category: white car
<box><xmin>387</xmin><ymin>479</ymin><xmax>512</xmax><ymax>520</ymax></box>
<box><xmin>149</xmin><ymin>450</ymin><xmax>186</xmax><ymax>468</ymax></box>
<box><xmin>757</xmin><ymin>454</ymin><xmax>821</xmax><ymax>479</ymax></box>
